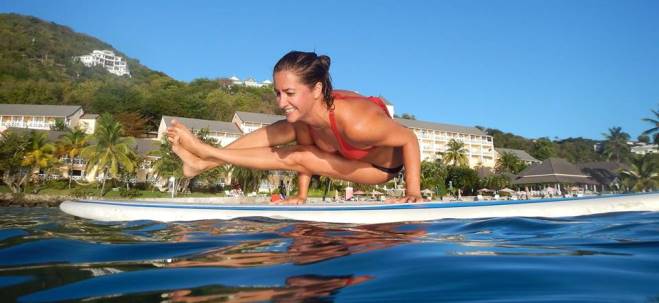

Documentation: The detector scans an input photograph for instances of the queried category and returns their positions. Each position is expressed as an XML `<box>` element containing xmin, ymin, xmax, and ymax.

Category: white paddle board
<box><xmin>59</xmin><ymin>192</ymin><xmax>659</xmax><ymax>224</ymax></box>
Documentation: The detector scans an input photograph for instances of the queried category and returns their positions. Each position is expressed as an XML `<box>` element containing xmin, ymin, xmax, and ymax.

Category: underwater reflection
<box><xmin>162</xmin><ymin>274</ymin><xmax>372</xmax><ymax>303</ymax></box>
<box><xmin>164</xmin><ymin>223</ymin><xmax>427</xmax><ymax>268</ymax></box>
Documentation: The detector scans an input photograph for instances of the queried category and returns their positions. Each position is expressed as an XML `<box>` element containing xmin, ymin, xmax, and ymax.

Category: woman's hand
<box><xmin>389</xmin><ymin>195</ymin><xmax>427</xmax><ymax>203</ymax></box>
<box><xmin>273</xmin><ymin>196</ymin><xmax>307</xmax><ymax>205</ymax></box>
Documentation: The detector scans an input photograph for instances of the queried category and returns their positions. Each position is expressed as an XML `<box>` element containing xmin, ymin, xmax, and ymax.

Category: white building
<box><xmin>630</xmin><ymin>142</ymin><xmax>658</xmax><ymax>155</ymax></box>
<box><xmin>397</xmin><ymin>118</ymin><xmax>496</xmax><ymax>168</ymax></box>
<box><xmin>232</xmin><ymin>111</ymin><xmax>285</xmax><ymax>134</ymax></box>
<box><xmin>0</xmin><ymin>104</ymin><xmax>84</xmax><ymax>131</ymax></box>
<box><xmin>229</xmin><ymin>76</ymin><xmax>272</xmax><ymax>88</ymax></box>
<box><xmin>77</xmin><ymin>50</ymin><xmax>131</xmax><ymax>77</ymax></box>
<box><xmin>78</xmin><ymin>113</ymin><xmax>98</xmax><ymax>134</ymax></box>
<box><xmin>158</xmin><ymin>116</ymin><xmax>242</xmax><ymax>147</ymax></box>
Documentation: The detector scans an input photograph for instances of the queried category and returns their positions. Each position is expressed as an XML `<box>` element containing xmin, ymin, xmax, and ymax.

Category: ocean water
<box><xmin>0</xmin><ymin>207</ymin><xmax>658</xmax><ymax>302</ymax></box>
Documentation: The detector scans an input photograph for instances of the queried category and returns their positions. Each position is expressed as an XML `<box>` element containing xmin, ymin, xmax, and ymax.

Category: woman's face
<box><xmin>274</xmin><ymin>70</ymin><xmax>319</xmax><ymax>123</ymax></box>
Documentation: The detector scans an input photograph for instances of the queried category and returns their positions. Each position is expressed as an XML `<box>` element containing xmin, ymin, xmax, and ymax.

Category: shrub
<box><xmin>70</xmin><ymin>187</ymin><xmax>96</xmax><ymax>198</ymax></box>
<box><xmin>45</xmin><ymin>179</ymin><xmax>69</xmax><ymax>190</ymax></box>
<box><xmin>119</xmin><ymin>187</ymin><xmax>141</xmax><ymax>198</ymax></box>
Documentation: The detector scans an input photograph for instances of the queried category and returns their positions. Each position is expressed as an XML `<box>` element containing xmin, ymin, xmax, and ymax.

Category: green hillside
<box><xmin>0</xmin><ymin>13</ymin><xmax>279</xmax><ymax>131</ymax></box>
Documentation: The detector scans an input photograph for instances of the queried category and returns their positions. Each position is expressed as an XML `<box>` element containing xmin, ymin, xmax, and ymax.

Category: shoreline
<box><xmin>1</xmin><ymin>192</ymin><xmax>602</xmax><ymax>208</ymax></box>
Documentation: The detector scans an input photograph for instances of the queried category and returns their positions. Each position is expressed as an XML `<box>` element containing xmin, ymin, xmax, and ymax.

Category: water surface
<box><xmin>1</xmin><ymin>207</ymin><xmax>658</xmax><ymax>302</ymax></box>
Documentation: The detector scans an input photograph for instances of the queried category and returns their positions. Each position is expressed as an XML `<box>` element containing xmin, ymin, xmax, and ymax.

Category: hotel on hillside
<box><xmin>77</xmin><ymin>50</ymin><xmax>131</xmax><ymax>77</ymax></box>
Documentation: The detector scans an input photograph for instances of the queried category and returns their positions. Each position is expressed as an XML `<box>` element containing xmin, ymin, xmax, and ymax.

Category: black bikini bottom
<box><xmin>372</xmin><ymin>163</ymin><xmax>404</xmax><ymax>175</ymax></box>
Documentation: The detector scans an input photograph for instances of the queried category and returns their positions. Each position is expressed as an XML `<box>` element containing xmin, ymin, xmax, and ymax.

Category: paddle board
<box><xmin>59</xmin><ymin>192</ymin><xmax>659</xmax><ymax>224</ymax></box>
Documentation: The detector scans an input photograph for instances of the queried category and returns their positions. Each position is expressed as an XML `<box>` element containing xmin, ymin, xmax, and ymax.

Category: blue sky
<box><xmin>2</xmin><ymin>0</ymin><xmax>658</xmax><ymax>141</ymax></box>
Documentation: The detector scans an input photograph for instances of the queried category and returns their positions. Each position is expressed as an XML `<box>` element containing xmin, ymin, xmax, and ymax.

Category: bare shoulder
<box><xmin>332</xmin><ymin>89</ymin><xmax>363</xmax><ymax>99</ymax></box>
<box><xmin>334</xmin><ymin>98</ymin><xmax>395</xmax><ymax>142</ymax></box>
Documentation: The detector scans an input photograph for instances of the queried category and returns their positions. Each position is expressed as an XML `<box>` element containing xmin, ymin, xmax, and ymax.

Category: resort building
<box><xmin>0</xmin><ymin>104</ymin><xmax>84</xmax><ymax>131</ymax></box>
<box><xmin>158</xmin><ymin>116</ymin><xmax>242</xmax><ymax>147</ymax></box>
<box><xmin>396</xmin><ymin>118</ymin><xmax>496</xmax><ymax>168</ymax></box>
<box><xmin>78</xmin><ymin>113</ymin><xmax>98</xmax><ymax>134</ymax></box>
<box><xmin>232</xmin><ymin>111</ymin><xmax>285</xmax><ymax>134</ymax></box>
<box><xmin>77</xmin><ymin>50</ymin><xmax>130</xmax><ymax>77</ymax></box>
<box><xmin>228</xmin><ymin>76</ymin><xmax>272</xmax><ymax>88</ymax></box>
<box><xmin>512</xmin><ymin>157</ymin><xmax>599</xmax><ymax>190</ymax></box>
<box><xmin>630</xmin><ymin>142</ymin><xmax>658</xmax><ymax>155</ymax></box>
<box><xmin>578</xmin><ymin>161</ymin><xmax>627</xmax><ymax>191</ymax></box>
<box><xmin>495</xmin><ymin>148</ymin><xmax>541</xmax><ymax>166</ymax></box>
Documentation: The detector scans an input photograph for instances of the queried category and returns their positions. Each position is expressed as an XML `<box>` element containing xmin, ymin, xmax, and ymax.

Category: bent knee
<box><xmin>279</xmin><ymin>145</ymin><xmax>319</xmax><ymax>174</ymax></box>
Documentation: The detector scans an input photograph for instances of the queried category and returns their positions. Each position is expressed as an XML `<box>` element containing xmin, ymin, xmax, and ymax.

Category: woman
<box><xmin>168</xmin><ymin>51</ymin><xmax>423</xmax><ymax>203</ymax></box>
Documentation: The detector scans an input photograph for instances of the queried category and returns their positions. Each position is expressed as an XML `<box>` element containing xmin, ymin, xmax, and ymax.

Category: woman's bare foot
<box><xmin>170</xmin><ymin>140</ymin><xmax>214</xmax><ymax>177</ymax></box>
<box><xmin>167</xmin><ymin>119</ymin><xmax>208</xmax><ymax>157</ymax></box>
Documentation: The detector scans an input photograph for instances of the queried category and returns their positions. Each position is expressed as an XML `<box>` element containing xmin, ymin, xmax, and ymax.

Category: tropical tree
<box><xmin>150</xmin><ymin>138</ymin><xmax>184</xmax><ymax>195</ymax></box>
<box><xmin>620</xmin><ymin>154</ymin><xmax>659</xmax><ymax>192</ymax></box>
<box><xmin>420</xmin><ymin>159</ymin><xmax>447</xmax><ymax>193</ymax></box>
<box><xmin>495</xmin><ymin>152</ymin><xmax>526</xmax><ymax>174</ymax></box>
<box><xmin>445</xmin><ymin>166</ymin><xmax>480</xmax><ymax>195</ymax></box>
<box><xmin>231</xmin><ymin>166</ymin><xmax>269</xmax><ymax>193</ymax></box>
<box><xmin>21</xmin><ymin>130</ymin><xmax>57</xmax><ymax>191</ymax></box>
<box><xmin>81</xmin><ymin>113</ymin><xmax>137</xmax><ymax>196</ymax></box>
<box><xmin>531</xmin><ymin>138</ymin><xmax>555</xmax><ymax>160</ymax></box>
<box><xmin>57</xmin><ymin>127</ymin><xmax>90</xmax><ymax>189</ymax></box>
<box><xmin>641</xmin><ymin>108</ymin><xmax>659</xmax><ymax>143</ymax></box>
<box><xmin>0</xmin><ymin>131</ymin><xmax>30</xmax><ymax>193</ymax></box>
<box><xmin>442</xmin><ymin>139</ymin><xmax>469</xmax><ymax>167</ymax></box>
<box><xmin>602</xmin><ymin>127</ymin><xmax>631</xmax><ymax>163</ymax></box>
<box><xmin>480</xmin><ymin>174</ymin><xmax>511</xmax><ymax>191</ymax></box>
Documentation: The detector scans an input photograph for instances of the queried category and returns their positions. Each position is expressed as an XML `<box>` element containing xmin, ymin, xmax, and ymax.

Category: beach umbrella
<box><xmin>353</xmin><ymin>190</ymin><xmax>366</xmax><ymax>195</ymax></box>
<box><xmin>477</xmin><ymin>188</ymin><xmax>493</xmax><ymax>193</ymax></box>
<box><xmin>500</xmin><ymin>188</ymin><xmax>516</xmax><ymax>194</ymax></box>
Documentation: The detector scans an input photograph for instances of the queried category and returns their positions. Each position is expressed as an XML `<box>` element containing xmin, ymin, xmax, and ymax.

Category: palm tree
<box><xmin>495</xmin><ymin>152</ymin><xmax>524</xmax><ymax>174</ymax></box>
<box><xmin>641</xmin><ymin>108</ymin><xmax>659</xmax><ymax>144</ymax></box>
<box><xmin>442</xmin><ymin>139</ymin><xmax>469</xmax><ymax>167</ymax></box>
<box><xmin>620</xmin><ymin>154</ymin><xmax>658</xmax><ymax>192</ymax></box>
<box><xmin>81</xmin><ymin>113</ymin><xmax>137</xmax><ymax>196</ymax></box>
<box><xmin>602</xmin><ymin>127</ymin><xmax>631</xmax><ymax>163</ymax></box>
<box><xmin>21</xmin><ymin>130</ymin><xmax>56</xmax><ymax>190</ymax></box>
<box><xmin>0</xmin><ymin>131</ymin><xmax>30</xmax><ymax>193</ymax></box>
<box><xmin>232</xmin><ymin>166</ymin><xmax>269</xmax><ymax>193</ymax></box>
<box><xmin>57</xmin><ymin>128</ymin><xmax>90</xmax><ymax>189</ymax></box>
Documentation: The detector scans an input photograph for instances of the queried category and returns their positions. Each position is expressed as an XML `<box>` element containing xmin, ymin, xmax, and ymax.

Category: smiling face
<box><xmin>274</xmin><ymin>70</ymin><xmax>322</xmax><ymax>123</ymax></box>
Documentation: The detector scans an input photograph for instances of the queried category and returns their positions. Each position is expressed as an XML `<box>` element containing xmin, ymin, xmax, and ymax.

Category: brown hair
<box><xmin>273</xmin><ymin>51</ymin><xmax>334</xmax><ymax>109</ymax></box>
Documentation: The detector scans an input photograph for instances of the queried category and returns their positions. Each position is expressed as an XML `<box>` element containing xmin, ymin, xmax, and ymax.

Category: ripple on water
<box><xmin>1</xmin><ymin>207</ymin><xmax>658</xmax><ymax>302</ymax></box>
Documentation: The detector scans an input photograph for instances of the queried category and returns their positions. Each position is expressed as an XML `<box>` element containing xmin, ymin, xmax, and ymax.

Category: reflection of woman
<box><xmin>165</xmin><ymin>223</ymin><xmax>426</xmax><ymax>267</ymax></box>
<box><xmin>164</xmin><ymin>274</ymin><xmax>372</xmax><ymax>303</ymax></box>
<box><xmin>168</xmin><ymin>51</ymin><xmax>423</xmax><ymax>204</ymax></box>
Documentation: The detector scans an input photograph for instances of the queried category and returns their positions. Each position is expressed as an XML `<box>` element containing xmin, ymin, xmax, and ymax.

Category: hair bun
<box><xmin>318</xmin><ymin>55</ymin><xmax>331</xmax><ymax>69</ymax></box>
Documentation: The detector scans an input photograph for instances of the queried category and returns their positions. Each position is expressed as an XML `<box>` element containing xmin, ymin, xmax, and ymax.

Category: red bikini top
<box><xmin>309</xmin><ymin>91</ymin><xmax>391</xmax><ymax>160</ymax></box>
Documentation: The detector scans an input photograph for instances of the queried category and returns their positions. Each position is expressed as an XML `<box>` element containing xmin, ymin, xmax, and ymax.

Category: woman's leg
<box><xmin>167</xmin><ymin>119</ymin><xmax>298</xmax><ymax>176</ymax></box>
<box><xmin>171</xmin><ymin>138</ymin><xmax>393</xmax><ymax>185</ymax></box>
<box><xmin>171</xmin><ymin>141</ymin><xmax>218</xmax><ymax>177</ymax></box>
<box><xmin>168</xmin><ymin>119</ymin><xmax>297</xmax><ymax>161</ymax></box>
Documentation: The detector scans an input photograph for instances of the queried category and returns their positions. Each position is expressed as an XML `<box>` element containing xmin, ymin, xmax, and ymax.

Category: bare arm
<box><xmin>226</xmin><ymin>119</ymin><xmax>297</xmax><ymax>149</ymax></box>
<box><xmin>344</xmin><ymin>108</ymin><xmax>423</xmax><ymax>201</ymax></box>
<box><xmin>288</xmin><ymin>123</ymin><xmax>313</xmax><ymax>204</ymax></box>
